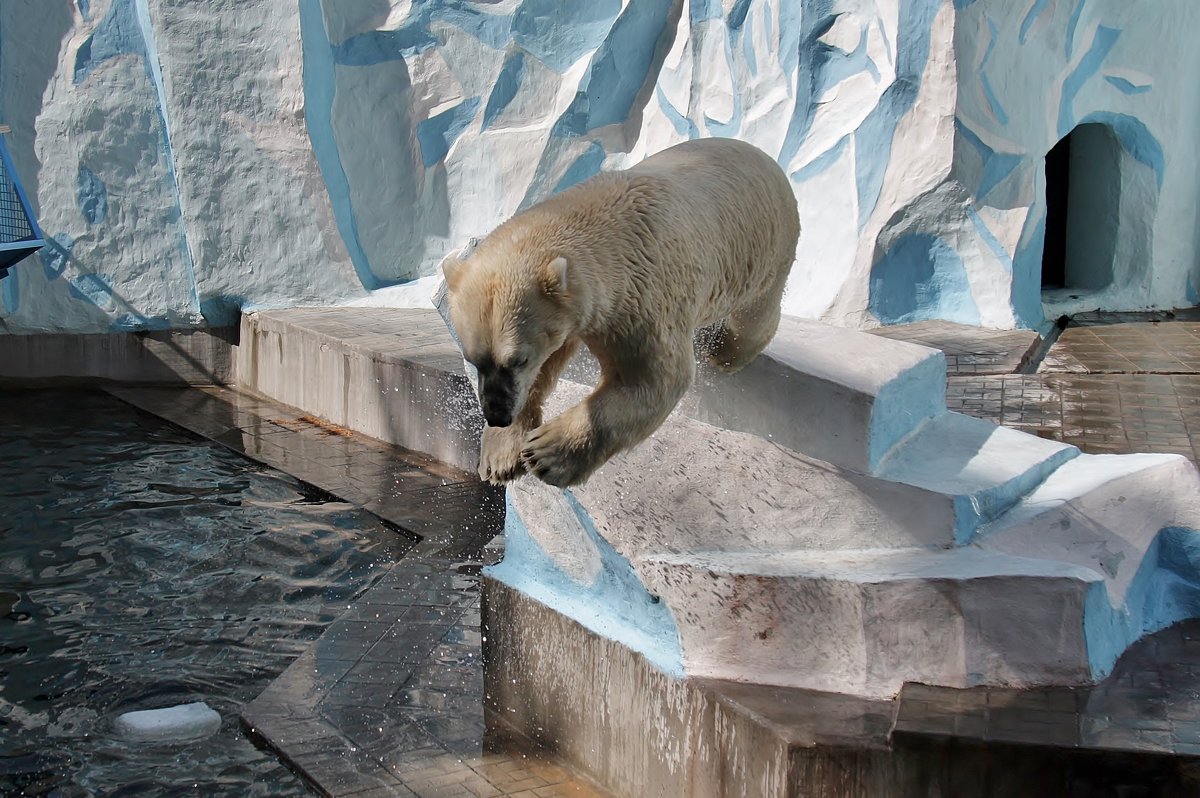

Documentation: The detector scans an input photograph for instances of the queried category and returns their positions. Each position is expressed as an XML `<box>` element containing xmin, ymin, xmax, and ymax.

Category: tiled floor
<box><xmin>110</xmin><ymin>385</ymin><xmax>609</xmax><ymax>798</ymax></box>
<box><xmin>877</xmin><ymin>316</ymin><xmax>1200</xmax><ymax>469</ymax></box>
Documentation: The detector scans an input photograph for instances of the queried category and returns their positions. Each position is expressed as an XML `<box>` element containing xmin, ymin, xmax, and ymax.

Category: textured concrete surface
<box><xmin>494</xmin><ymin>311</ymin><xmax>1200</xmax><ymax>697</ymax></box>
<box><xmin>7</xmin><ymin>1</ymin><xmax>1199</xmax><ymax>336</ymax></box>
<box><xmin>236</xmin><ymin>308</ymin><xmax>482</xmax><ymax>473</ymax></box>
<box><xmin>0</xmin><ymin>327</ymin><xmax>236</xmax><ymax>384</ymax></box>
<box><xmin>486</xmin><ymin>578</ymin><xmax>1200</xmax><ymax>798</ymax></box>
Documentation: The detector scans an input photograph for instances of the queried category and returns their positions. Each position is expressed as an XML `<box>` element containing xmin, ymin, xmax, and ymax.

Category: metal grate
<box><xmin>0</xmin><ymin>132</ymin><xmax>44</xmax><ymax>275</ymax></box>
<box><xmin>0</xmin><ymin>161</ymin><xmax>35</xmax><ymax>244</ymax></box>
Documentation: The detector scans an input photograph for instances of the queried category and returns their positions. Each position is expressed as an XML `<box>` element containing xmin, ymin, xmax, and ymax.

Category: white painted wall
<box><xmin>953</xmin><ymin>0</ymin><xmax>1200</xmax><ymax>325</ymax></box>
<box><xmin>0</xmin><ymin>0</ymin><xmax>1195</xmax><ymax>333</ymax></box>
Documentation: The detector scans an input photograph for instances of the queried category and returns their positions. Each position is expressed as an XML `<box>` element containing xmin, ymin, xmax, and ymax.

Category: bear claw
<box><xmin>479</xmin><ymin>424</ymin><xmax>529</xmax><ymax>484</ymax></box>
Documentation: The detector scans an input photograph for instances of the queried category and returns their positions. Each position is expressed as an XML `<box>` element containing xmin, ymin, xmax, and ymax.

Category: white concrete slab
<box><xmin>685</xmin><ymin>316</ymin><xmax>948</xmax><ymax>474</ymax></box>
<box><xmin>637</xmin><ymin>547</ymin><xmax>1101</xmax><ymax>697</ymax></box>
<box><xmin>877</xmin><ymin>412</ymin><xmax>1080</xmax><ymax>543</ymax></box>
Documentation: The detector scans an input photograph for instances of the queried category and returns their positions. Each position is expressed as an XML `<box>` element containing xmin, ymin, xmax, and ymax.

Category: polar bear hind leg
<box><xmin>706</xmin><ymin>266</ymin><xmax>790</xmax><ymax>373</ymax></box>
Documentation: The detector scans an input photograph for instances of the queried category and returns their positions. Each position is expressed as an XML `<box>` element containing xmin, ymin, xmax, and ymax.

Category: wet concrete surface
<box><xmin>106</xmin><ymin>308</ymin><xmax>1200</xmax><ymax>797</ymax></box>
<box><xmin>110</xmin><ymin>385</ymin><xmax>609</xmax><ymax>797</ymax></box>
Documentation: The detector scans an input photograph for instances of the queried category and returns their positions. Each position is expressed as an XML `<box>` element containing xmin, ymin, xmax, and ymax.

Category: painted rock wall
<box><xmin>951</xmin><ymin>0</ymin><xmax>1200</xmax><ymax>325</ymax></box>
<box><xmin>0</xmin><ymin>0</ymin><xmax>1196</xmax><ymax>333</ymax></box>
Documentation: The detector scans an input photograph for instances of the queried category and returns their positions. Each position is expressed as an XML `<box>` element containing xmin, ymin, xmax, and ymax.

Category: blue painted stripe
<box><xmin>77</xmin><ymin>164</ymin><xmax>108</xmax><ymax>225</ymax></box>
<box><xmin>1011</xmin><ymin>206</ymin><xmax>1047</xmax><ymax>327</ymax></box>
<box><xmin>298</xmin><ymin>0</ymin><xmax>383</xmax><ymax>290</ymax></box>
<box><xmin>39</xmin><ymin>233</ymin><xmax>74</xmax><ymax>281</ymax></box>
<box><xmin>1104</xmin><ymin>75</ymin><xmax>1151</xmax><ymax>95</ymax></box>
<box><xmin>1078</xmin><ymin>111</ymin><xmax>1165</xmax><ymax>189</ymax></box>
<box><xmin>967</xmin><ymin>206</ymin><xmax>1013</xmax><ymax>272</ymax></box>
<box><xmin>790</xmin><ymin>135</ymin><xmax>848</xmax><ymax>182</ymax></box>
<box><xmin>482</xmin><ymin>50</ymin><xmax>526</xmax><ymax>131</ymax></box>
<box><xmin>512</xmin><ymin>0</ymin><xmax>620</xmax><ymax>73</ymax></box>
<box><xmin>69</xmin><ymin>272</ymin><xmax>113</xmax><ymax>308</ymax></box>
<box><xmin>869</xmin><ymin>232</ymin><xmax>981</xmax><ymax>325</ymax></box>
<box><xmin>776</xmin><ymin>0</ymin><xmax>834</xmax><ymax>167</ymax></box>
<box><xmin>851</xmin><ymin>0</ymin><xmax>938</xmax><ymax>229</ymax></box>
<box><xmin>1018</xmin><ymin>0</ymin><xmax>1049</xmax><ymax>44</ymax></box>
<box><xmin>1065</xmin><ymin>0</ymin><xmax>1087</xmax><ymax>59</ymax></box>
<box><xmin>955</xmin><ymin>119</ymin><xmax>1021</xmax><ymax>199</ymax></box>
<box><xmin>1058</xmin><ymin>25</ymin><xmax>1120</xmax><ymax>138</ymax></box>
<box><xmin>553</xmin><ymin>0</ymin><xmax>675</xmax><ymax>136</ymax></box>
<box><xmin>876</xmin><ymin>14</ymin><xmax>894</xmax><ymax>66</ymax></box>
<box><xmin>73</xmin><ymin>0</ymin><xmax>141</xmax><ymax>85</ymax></box>
<box><xmin>979</xmin><ymin>17</ymin><xmax>1009</xmax><ymax>125</ymax></box>
<box><xmin>553</xmin><ymin>140</ymin><xmax>606</xmax><ymax>193</ymax></box>
<box><xmin>434</xmin><ymin>4</ymin><xmax>513</xmax><ymax>50</ymax></box>
<box><xmin>728</xmin><ymin>0</ymin><xmax>753</xmax><ymax>31</ymax></box>
<box><xmin>655</xmin><ymin>85</ymin><xmax>699</xmax><ymax>139</ymax></box>
<box><xmin>334</xmin><ymin>27</ymin><xmax>436</xmax><ymax>65</ymax></box>
<box><xmin>690</xmin><ymin>0</ymin><xmax>721</xmax><ymax>25</ymax></box>
<box><xmin>739</xmin><ymin>7</ymin><xmax>758</xmax><ymax>77</ymax></box>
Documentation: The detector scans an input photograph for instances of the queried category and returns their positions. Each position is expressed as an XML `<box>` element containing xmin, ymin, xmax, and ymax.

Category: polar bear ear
<box><xmin>439</xmin><ymin>248</ymin><xmax>469</xmax><ymax>291</ymax></box>
<box><xmin>542</xmin><ymin>256</ymin><xmax>569</xmax><ymax>296</ymax></box>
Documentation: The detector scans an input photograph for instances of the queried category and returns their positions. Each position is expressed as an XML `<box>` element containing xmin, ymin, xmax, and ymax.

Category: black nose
<box><xmin>479</xmin><ymin>371</ymin><xmax>516</xmax><ymax>428</ymax></box>
<box><xmin>483</xmin><ymin>406</ymin><xmax>513</xmax><ymax>427</ymax></box>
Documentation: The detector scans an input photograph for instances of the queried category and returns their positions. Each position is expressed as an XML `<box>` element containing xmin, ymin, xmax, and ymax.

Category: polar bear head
<box><xmin>441</xmin><ymin>245</ymin><xmax>574</xmax><ymax>428</ymax></box>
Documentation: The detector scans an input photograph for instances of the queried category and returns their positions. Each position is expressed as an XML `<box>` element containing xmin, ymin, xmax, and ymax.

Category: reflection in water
<box><xmin>0</xmin><ymin>390</ymin><xmax>412</xmax><ymax>796</ymax></box>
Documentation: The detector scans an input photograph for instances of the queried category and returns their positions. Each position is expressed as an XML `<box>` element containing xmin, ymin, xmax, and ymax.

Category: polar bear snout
<box><xmin>478</xmin><ymin>371</ymin><xmax>518</xmax><ymax>428</ymax></box>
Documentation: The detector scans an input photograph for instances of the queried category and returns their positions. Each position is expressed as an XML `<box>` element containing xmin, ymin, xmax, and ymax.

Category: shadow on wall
<box><xmin>0</xmin><ymin>0</ymin><xmax>72</xmax><ymax>221</ymax></box>
<box><xmin>868</xmin><ymin>233</ymin><xmax>981</xmax><ymax>326</ymax></box>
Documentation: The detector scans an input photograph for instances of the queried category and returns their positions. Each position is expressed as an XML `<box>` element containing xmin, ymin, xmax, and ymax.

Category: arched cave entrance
<box><xmin>1041</xmin><ymin>123</ymin><xmax>1123</xmax><ymax>295</ymax></box>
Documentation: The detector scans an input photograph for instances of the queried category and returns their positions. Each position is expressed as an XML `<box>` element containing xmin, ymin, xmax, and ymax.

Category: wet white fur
<box><xmin>443</xmin><ymin>138</ymin><xmax>800</xmax><ymax>487</ymax></box>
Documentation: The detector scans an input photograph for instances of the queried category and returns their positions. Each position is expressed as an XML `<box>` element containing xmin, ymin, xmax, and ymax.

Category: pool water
<box><xmin>0</xmin><ymin>390</ymin><xmax>414</xmax><ymax>796</ymax></box>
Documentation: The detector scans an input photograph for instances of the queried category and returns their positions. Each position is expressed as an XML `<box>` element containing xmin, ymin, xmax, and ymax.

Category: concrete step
<box><xmin>979</xmin><ymin>451</ymin><xmax>1200</xmax><ymax>677</ymax></box>
<box><xmin>875</xmin><ymin>411</ymin><xmax>1080</xmax><ymax>544</ymax></box>
<box><xmin>634</xmin><ymin>546</ymin><xmax>1104</xmax><ymax>698</ymax></box>
<box><xmin>241</xmin><ymin>308</ymin><xmax>1068</xmax><ymax>548</ymax></box>
<box><xmin>620</xmin><ymin>315</ymin><xmax>949</xmax><ymax>476</ymax></box>
<box><xmin>235</xmin><ymin>308</ymin><xmax>482</xmax><ymax>472</ymax></box>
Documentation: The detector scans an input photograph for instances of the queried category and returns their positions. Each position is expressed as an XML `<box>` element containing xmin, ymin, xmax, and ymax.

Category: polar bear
<box><xmin>441</xmin><ymin>137</ymin><xmax>800</xmax><ymax>488</ymax></box>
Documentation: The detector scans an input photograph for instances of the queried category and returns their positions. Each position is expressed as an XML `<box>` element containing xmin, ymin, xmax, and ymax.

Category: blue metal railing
<box><xmin>0</xmin><ymin>127</ymin><xmax>44</xmax><ymax>279</ymax></box>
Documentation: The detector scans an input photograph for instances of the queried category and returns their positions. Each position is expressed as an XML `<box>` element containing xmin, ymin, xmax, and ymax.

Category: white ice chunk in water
<box><xmin>113</xmin><ymin>701</ymin><xmax>221</xmax><ymax>741</ymax></box>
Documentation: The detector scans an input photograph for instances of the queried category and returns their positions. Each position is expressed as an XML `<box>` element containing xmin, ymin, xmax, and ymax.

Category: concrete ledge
<box><xmin>877</xmin><ymin>412</ymin><xmax>1080</xmax><ymax>544</ymax></box>
<box><xmin>485</xmin><ymin>579</ymin><xmax>1200</xmax><ymax>797</ymax></box>
<box><xmin>236</xmin><ymin>308</ymin><xmax>482</xmax><ymax>472</ymax></box>
<box><xmin>483</xmin><ymin>576</ymin><xmax>898</xmax><ymax>798</ymax></box>
<box><xmin>637</xmin><ymin>548</ymin><xmax>1101</xmax><ymax>697</ymax></box>
<box><xmin>683</xmin><ymin>316</ymin><xmax>948</xmax><ymax>474</ymax></box>
<box><xmin>0</xmin><ymin>327</ymin><xmax>236</xmax><ymax>384</ymax></box>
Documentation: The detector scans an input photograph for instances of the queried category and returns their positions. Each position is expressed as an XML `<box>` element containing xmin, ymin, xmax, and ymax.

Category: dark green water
<box><xmin>0</xmin><ymin>390</ymin><xmax>412</xmax><ymax>796</ymax></box>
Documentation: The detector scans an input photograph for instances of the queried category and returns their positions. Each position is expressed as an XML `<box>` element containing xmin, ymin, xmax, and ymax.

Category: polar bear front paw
<box><xmin>521</xmin><ymin>419</ymin><xmax>596</xmax><ymax>488</ymax></box>
<box><xmin>479</xmin><ymin>424</ymin><xmax>528</xmax><ymax>484</ymax></box>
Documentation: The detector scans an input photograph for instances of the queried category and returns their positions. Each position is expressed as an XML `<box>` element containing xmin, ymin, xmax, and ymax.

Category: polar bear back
<box><xmin>481</xmin><ymin>138</ymin><xmax>800</xmax><ymax>334</ymax></box>
<box><xmin>622</xmin><ymin>137</ymin><xmax>799</xmax><ymax>321</ymax></box>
